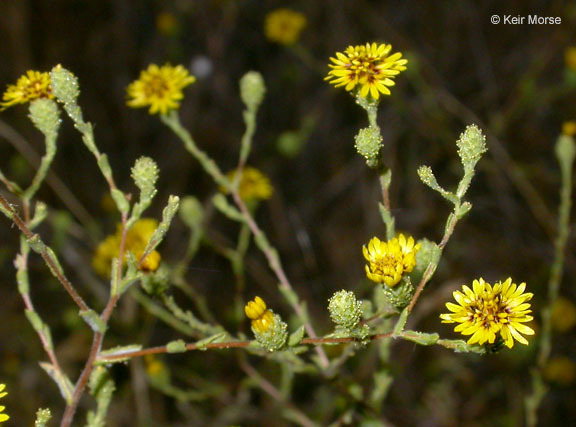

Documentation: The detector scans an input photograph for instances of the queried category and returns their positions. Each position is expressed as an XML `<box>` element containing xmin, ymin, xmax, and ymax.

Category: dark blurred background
<box><xmin>0</xmin><ymin>0</ymin><xmax>575</xmax><ymax>425</ymax></box>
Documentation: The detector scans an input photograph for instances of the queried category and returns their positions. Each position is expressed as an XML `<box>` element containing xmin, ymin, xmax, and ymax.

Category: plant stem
<box><xmin>0</xmin><ymin>192</ymin><xmax>90</xmax><ymax>312</ymax></box>
<box><xmin>231</xmin><ymin>191</ymin><xmax>330</xmax><ymax>368</ymax></box>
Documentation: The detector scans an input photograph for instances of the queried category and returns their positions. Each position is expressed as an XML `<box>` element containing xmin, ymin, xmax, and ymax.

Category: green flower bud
<box><xmin>252</xmin><ymin>311</ymin><xmax>288</xmax><ymax>352</ymax></box>
<box><xmin>50</xmin><ymin>65</ymin><xmax>80</xmax><ymax>104</ymax></box>
<box><xmin>141</xmin><ymin>265</ymin><xmax>170</xmax><ymax>296</ymax></box>
<box><xmin>240</xmin><ymin>71</ymin><xmax>266</xmax><ymax>111</ymax></box>
<box><xmin>380</xmin><ymin>278</ymin><xmax>414</xmax><ymax>310</ymax></box>
<box><xmin>131</xmin><ymin>156</ymin><xmax>159</xmax><ymax>200</ymax></box>
<box><xmin>417</xmin><ymin>165</ymin><xmax>435</xmax><ymax>187</ymax></box>
<box><xmin>179</xmin><ymin>196</ymin><xmax>204</xmax><ymax>230</ymax></box>
<box><xmin>35</xmin><ymin>408</ymin><xmax>52</xmax><ymax>427</ymax></box>
<box><xmin>456</xmin><ymin>124</ymin><xmax>487</xmax><ymax>172</ymax></box>
<box><xmin>354</xmin><ymin>126</ymin><xmax>382</xmax><ymax>167</ymax></box>
<box><xmin>28</xmin><ymin>98</ymin><xmax>60</xmax><ymax>137</ymax></box>
<box><xmin>328</xmin><ymin>290</ymin><xmax>363</xmax><ymax>329</ymax></box>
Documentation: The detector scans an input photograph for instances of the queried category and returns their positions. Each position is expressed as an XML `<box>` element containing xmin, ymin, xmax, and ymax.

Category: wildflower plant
<box><xmin>0</xmin><ymin>35</ymin><xmax>571</xmax><ymax>426</ymax></box>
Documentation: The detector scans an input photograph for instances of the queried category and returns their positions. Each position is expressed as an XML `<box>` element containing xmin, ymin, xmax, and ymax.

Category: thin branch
<box><xmin>97</xmin><ymin>333</ymin><xmax>400</xmax><ymax>363</ymax></box>
<box><xmin>0</xmin><ymin>192</ymin><xmax>89</xmax><ymax>312</ymax></box>
<box><xmin>60</xmin><ymin>213</ymin><xmax>129</xmax><ymax>426</ymax></box>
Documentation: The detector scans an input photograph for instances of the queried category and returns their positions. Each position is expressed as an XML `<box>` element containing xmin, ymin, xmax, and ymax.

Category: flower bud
<box><xmin>456</xmin><ymin>124</ymin><xmax>487</xmax><ymax>172</ymax></box>
<box><xmin>328</xmin><ymin>290</ymin><xmax>363</xmax><ymax>330</ymax></box>
<box><xmin>252</xmin><ymin>312</ymin><xmax>288</xmax><ymax>351</ymax></box>
<box><xmin>131</xmin><ymin>156</ymin><xmax>159</xmax><ymax>200</ymax></box>
<box><xmin>354</xmin><ymin>126</ymin><xmax>382</xmax><ymax>167</ymax></box>
<box><xmin>28</xmin><ymin>98</ymin><xmax>60</xmax><ymax>137</ymax></box>
<box><xmin>245</xmin><ymin>296</ymin><xmax>287</xmax><ymax>351</ymax></box>
<box><xmin>240</xmin><ymin>71</ymin><xmax>266</xmax><ymax>111</ymax></box>
<box><xmin>50</xmin><ymin>65</ymin><xmax>80</xmax><ymax>104</ymax></box>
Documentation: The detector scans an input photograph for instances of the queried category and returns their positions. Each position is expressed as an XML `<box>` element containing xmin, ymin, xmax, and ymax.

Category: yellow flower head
<box><xmin>225</xmin><ymin>166</ymin><xmax>273</xmax><ymax>202</ymax></box>
<box><xmin>363</xmin><ymin>234</ymin><xmax>421</xmax><ymax>287</ymax></box>
<box><xmin>1</xmin><ymin>70</ymin><xmax>53</xmax><ymax>111</ymax></box>
<box><xmin>93</xmin><ymin>218</ymin><xmax>161</xmax><ymax>277</ymax></box>
<box><xmin>325</xmin><ymin>43</ymin><xmax>407</xmax><ymax>100</ymax></box>
<box><xmin>565</xmin><ymin>46</ymin><xmax>576</xmax><ymax>71</ymax></box>
<box><xmin>245</xmin><ymin>296</ymin><xmax>275</xmax><ymax>334</ymax></box>
<box><xmin>126</xmin><ymin>64</ymin><xmax>196</xmax><ymax>115</ymax></box>
<box><xmin>264</xmin><ymin>9</ymin><xmax>307</xmax><ymax>45</ymax></box>
<box><xmin>0</xmin><ymin>383</ymin><xmax>9</xmax><ymax>422</ymax></box>
<box><xmin>562</xmin><ymin>121</ymin><xmax>576</xmax><ymax>137</ymax></box>
<box><xmin>440</xmin><ymin>278</ymin><xmax>535</xmax><ymax>349</ymax></box>
<box><xmin>550</xmin><ymin>296</ymin><xmax>576</xmax><ymax>333</ymax></box>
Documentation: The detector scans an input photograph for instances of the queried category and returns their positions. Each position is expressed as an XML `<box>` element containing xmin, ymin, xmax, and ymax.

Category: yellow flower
<box><xmin>550</xmin><ymin>296</ymin><xmax>576</xmax><ymax>333</ymax></box>
<box><xmin>544</xmin><ymin>356</ymin><xmax>576</xmax><ymax>386</ymax></box>
<box><xmin>93</xmin><ymin>218</ymin><xmax>161</xmax><ymax>277</ymax></box>
<box><xmin>225</xmin><ymin>166</ymin><xmax>273</xmax><ymax>202</ymax></box>
<box><xmin>126</xmin><ymin>64</ymin><xmax>196</xmax><ymax>115</ymax></box>
<box><xmin>362</xmin><ymin>234</ymin><xmax>421</xmax><ymax>287</ymax></box>
<box><xmin>0</xmin><ymin>383</ymin><xmax>9</xmax><ymax>422</ymax></box>
<box><xmin>565</xmin><ymin>46</ymin><xmax>576</xmax><ymax>71</ymax></box>
<box><xmin>145</xmin><ymin>355</ymin><xmax>167</xmax><ymax>377</ymax></box>
<box><xmin>264</xmin><ymin>9</ymin><xmax>307</xmax><ymax>45</ymax></box>
<box><xmin>440</xmin><ymin>278</ymin><xmax>535</xmax><ymax>349</ymax></box>
<box><xmin>562</xmin><ymin>121</ymin><xmax>576</xmax><ymax>137</ymax></box>
<box><xmin>325</xmin><ymin>42</ymin><xmax>407</xmax><ymax>99</ymax></box>
<box><xmin>1</xmin><ymin>70</ymin><xmax>53</xmax><ymax>110</ymax></box>
<box><xmin>245</xmin><ymin>296</ymin><xmax>275</xmax><ymax>333</ymax></box>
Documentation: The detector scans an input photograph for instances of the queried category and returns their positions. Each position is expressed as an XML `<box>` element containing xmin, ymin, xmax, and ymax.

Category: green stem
<box><xmin>161</xmin><ymin>112</ymin><xmax>228</xmax><ymax>188</ymax></box>
<box><xmin>526</xmin><ymin>135</ymin><xmax>574</xmax><ymax>427</ymax></box>
<box><xmin>23</xmin><ymin>132</ymin><xmax>57</xmax><ymax>202</ymax></box>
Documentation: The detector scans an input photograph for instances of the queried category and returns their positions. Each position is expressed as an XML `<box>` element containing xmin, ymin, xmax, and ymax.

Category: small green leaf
<box><xmin>80</xmin><ymin>309</ymin><xmax>107</xmax><ymax>333</ymax></box>
<box><xmin>288</xmin><ymin>325</ymin><xmax>305</xmax><ymax>346</ymax></box>
<box><xmin>166</xmin><ymin>339</ymin><xmax>187</xmax><ymax>353</ymax></box>
<box><xmin>110</xmin><ymin>189</ymin><xmax>130</xmax><ymax>215</ymax></box>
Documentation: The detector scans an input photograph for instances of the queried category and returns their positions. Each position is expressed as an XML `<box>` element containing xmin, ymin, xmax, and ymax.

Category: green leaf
<box><xmin>166</xmin><ymin>339</ymin><xmax>187</xmax><ymax>353</ymax></box>
<box><xmin>288</xmin><ymin>325</ymin><xmax>305</xmax><ymax>347</ymax></box>
<box><xmin>39</xmin><ymin>362</ymin><xmax>74</xmax><ymax>404</ymax></box>
<box><xmin>80</xmin><ymin>309</ymin><xmax>107</xmax><ymax>333</ymax></box>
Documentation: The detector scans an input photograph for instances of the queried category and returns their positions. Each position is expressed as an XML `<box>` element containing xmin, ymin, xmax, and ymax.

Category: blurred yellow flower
<box><xmin>264</xmin><ymin>9</ymin><xmax>307</xmax><ymax>45</ymax></box>
<box><xmin>145</xmin><ymin>355</ymin><xmax>167</xmax><ymax>377</ymax></box>
<box><xmin>441</xmin><ymin>278</ymin><xmax>535</xmax><ymax>349</ymax></box>
<box><xmin>1</xmin><ymin>70</ymin><xmax>53</xmax><ymax>110</ymax></box>
<box><xmin>0</xmin><ymin>383</ymin><xmax>9</xmax><ymax>422</ymax></box>
<box><xmin>562</xmin><ymin>121</ymin><xmax>576</xmax><ymax>137</ymax></box>
<box><xmin>565</xmin><ymin>46</ymin><xmax>576</xmax><ymax>71</ymax></box>
<box><xmin>245</xmin><ymin>296</ymin><xmax>274</xmax><ymax>333</ymax></box>
<box><xmin>225</xmin><ymin>166</ymin><xmax>273</xmax><ymax>202</ymax></box>
<box><xmin>363</xmin><ymin>234</ymin><xmax>420</xmax><ymax>287</ymax></box>
<box><xmin>126</xmin><ymin>64</ymin><xmax>196</xmax><ymax>115</ymax></box>
<box><xmin>544</xmin><ymin>356</ymin><xmax>576</xmax><ymax>386</ymax></box>
<box><xmin>550</xmin><ymin>296</ymin><xmax>576</xmax><ymax>333</ymax></box>
<box><xmin>325</xmin><ymin>43</ymin><xmax>407</xmax><ymax>99</ymax></box>
<box><xmin>93</xmin><ymin>218</ymin><xmax>161</xmax><ymax>277</ymax></box>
